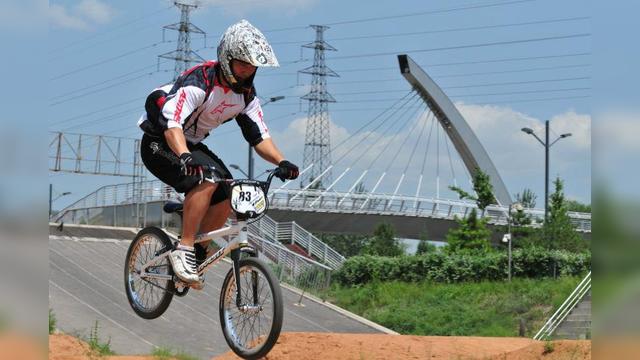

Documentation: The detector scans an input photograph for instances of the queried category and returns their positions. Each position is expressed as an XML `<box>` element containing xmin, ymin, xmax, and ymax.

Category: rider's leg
<box><xmin>180</xmin><ymin>181</ymin><xmax>218</xmax><ymax>247</ymax></box>
<box><xmin>198</xmin><ymin>200</ymin><xmax>232</xmax><ymax>252</ymax></box>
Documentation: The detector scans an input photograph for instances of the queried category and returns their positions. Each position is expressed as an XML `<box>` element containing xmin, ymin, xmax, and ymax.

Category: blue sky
<box><xmin>46</xmin><ymin>0</ymin><xmax>594</xmax><ymax>211</ymax></box>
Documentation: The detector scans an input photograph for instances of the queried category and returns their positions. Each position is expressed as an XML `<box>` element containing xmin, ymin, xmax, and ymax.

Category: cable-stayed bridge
<box><xmin>50</xmin><ymin>55</ymin><xmax>590</xmax><ymax>241</ymax></box>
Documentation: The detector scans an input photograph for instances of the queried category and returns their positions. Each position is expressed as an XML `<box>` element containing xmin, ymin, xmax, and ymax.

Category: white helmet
<box><xmin>217</xmin><ymin>19</ymin><xmax>279</xmax><ymax>92</ymax></box>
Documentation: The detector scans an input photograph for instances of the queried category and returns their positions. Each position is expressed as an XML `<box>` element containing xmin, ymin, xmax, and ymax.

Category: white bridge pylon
<box><xmin>268</xmin><ymin>55</ymin><xmax>590</xmax><ymax>232</ymax></box>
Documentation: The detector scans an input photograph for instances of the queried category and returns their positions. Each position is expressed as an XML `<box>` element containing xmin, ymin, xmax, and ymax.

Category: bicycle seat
<box><xmin>163</xmin><ymin>202</ymin><xmax>183</xmax><ymax>214</ymax></box>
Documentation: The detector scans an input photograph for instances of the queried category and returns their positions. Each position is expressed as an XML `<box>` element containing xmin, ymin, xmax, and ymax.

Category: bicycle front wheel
<box><xmin>124</xmin><ymin>227</ymin><xmax>175</xmax><ymax>319</ymax></box>
<box><xmin>219</xmin><ymin>257</ymin><xmax>283</xmax><ymax>360</ymax></box>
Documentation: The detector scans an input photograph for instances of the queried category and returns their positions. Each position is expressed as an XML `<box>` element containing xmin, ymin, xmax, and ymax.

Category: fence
<box><xmin>534</xmin><ymin>271</ymin><xmax>592</xmax><ymax>340</ymax></box>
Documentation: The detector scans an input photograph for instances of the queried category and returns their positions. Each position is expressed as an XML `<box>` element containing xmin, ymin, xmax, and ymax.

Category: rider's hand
<box><xmin>179</xmin><ymin>152</ymin><xmax>204</xmax><ymax>181</ymax></box>
<box><xmin>276</xmin><ymin>160</ymin><xmax>299</xmax><ymax>181</ymax></box>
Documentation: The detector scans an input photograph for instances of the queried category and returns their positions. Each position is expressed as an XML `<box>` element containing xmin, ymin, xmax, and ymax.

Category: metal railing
<box><xmin>268</xmin><ymin>189</ymin><xmax>592</xmax><ymax>232</ymax></box>
<box><xmin>53</xmin><ymin>180</ymin><xmax>342</xmax><ymax>294</ymax></box>
<box><xmin>55</xmin><ymin>180</ymin><xmax>347</xmax><ymax>268</ymax></box>
<box><xmin>534</xmin><ymin>271</ymin><xmax>591</xmax><ymax>340</ymax></box>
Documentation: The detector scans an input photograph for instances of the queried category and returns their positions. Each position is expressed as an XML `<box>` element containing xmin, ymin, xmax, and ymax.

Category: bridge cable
<box><xmin>383</xmin><ymin>103</ymin><xmax>429</xmax><ymax>207</ymax></box>
<box><xmin>332</xmin><ymin>92</ymin><xmax>420</xmax><ymax>165</ymax></box>
<box><xmin>334</xmin><ymin>96</ymin><xmax>424</xmax><ymax>206</ymax></box>
<box><xmin>291</xmin><ymin>92</ymin><xmax>421</xmax><ymax>201</ymax></box>
<box><xmin>444</xmin><ymin>129</ymin><xmax>458</xmax><ymax>187</ymax></box>
<box><xmin>358</xmin><ymin>98</ymin><xmax>425</xmax><ymax>209</ymax></box>
<box><xmin>416</xmin><ymin>110</ymin><xmax>438</xmax><ymax>199</ymax></box>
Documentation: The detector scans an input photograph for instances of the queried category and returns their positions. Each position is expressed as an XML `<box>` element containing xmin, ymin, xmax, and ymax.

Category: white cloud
<box><xmin>49</xmin><ymin>0</ymin><xmax>114</xmax><ymax>31</ymax></box>
<box><xmin>76</xmin><ymin>0</ymin><xmax>114</xmax><ymax>24</ymax></box>
<box><xmin>49</xmin><ymin>4</ymin><xmax>88</xmax><ymax>30</ymax></box>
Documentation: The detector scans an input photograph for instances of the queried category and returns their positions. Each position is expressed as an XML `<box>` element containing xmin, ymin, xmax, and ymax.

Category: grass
<box><xmin>543</xmin><ymin>340</ymin><xmax>555</xmax><ymax>354</ymax></box>
<box><xmin>152</xmin><ymin>346</ymin><xmax>199</xmax><ymax>360</ymax></box>
<box><xmin>325</xmin><ymin>276</ymin><xmax>580</xmax><ymax>337</ymax></box>
<box><xmin>86</xmin><ymin>320</ymin><xmax>115</xmax><ymax>356</ymax></box>
<box><xmin>49</xmin><ymin>309</ymin><xmax>57</xmax><ymax>334</ymax></box>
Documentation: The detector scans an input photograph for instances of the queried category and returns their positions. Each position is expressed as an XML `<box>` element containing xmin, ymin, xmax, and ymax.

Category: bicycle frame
<box><xmin>138</xmin><ymin>168</ymin><xmax>279</xmax><ymax>307</ymax></box>
<box><xmin>138</xmin><ymin>219</ymin><xmax>255</xmax><ymax>307</ymax></box>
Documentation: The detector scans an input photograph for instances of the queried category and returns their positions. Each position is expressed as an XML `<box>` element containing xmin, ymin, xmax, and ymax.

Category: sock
<box><xmin>176</xmin><ymin>244</ymin><xmax>195</xmax><ymax>252</ymax></box>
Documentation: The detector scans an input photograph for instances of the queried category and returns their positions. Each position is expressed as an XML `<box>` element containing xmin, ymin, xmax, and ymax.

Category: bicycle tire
<box><xmin>124</xmin><ymin>227</ymin><xmax>175</xmax><ymax>319</ymax></box>
<box><xmin>219</xmin><ymin>257</ymin><xmax>283</xmax><ymax>359</ymax></box>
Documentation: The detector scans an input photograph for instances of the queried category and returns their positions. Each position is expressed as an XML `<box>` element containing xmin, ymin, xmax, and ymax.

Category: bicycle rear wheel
<box><xmin>124</xmin><ymin>227</ymin><xmax>175</xmax><ymax>319</ymax></box>
<box><xmin>219</xmin><ymin>257</ymin><xmax>283</xmax><ymax>359</ymax></box>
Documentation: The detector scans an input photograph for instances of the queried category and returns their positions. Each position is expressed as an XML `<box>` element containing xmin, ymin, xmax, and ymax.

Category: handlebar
<box><xmin>202</xmin><ymin>166</ymin><xmax>282</xmax><ymax>194</ymax></box>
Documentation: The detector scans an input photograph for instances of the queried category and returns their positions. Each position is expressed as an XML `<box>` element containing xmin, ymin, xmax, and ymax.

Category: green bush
<box><xmin>327</xmin><ymin>277</ymin><xmax>580</xmax><ymax>337</ymax></box>
<box><xmin>334</xmin><ymin>248</ymin><xmax>590</xmax><ymax>286</ymax></box>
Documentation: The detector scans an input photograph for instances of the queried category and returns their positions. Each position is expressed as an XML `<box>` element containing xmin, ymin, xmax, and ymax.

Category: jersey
<box><xmin>137</xmin><ymin>61</ymin><xmax>269</xmax><ymax>146</ymax></box>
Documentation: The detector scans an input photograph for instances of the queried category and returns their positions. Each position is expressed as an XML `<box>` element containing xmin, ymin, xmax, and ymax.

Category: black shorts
<box><xmin>140</xmin><ymin>134</ymin><xmax>233</xmax><ymax>205</ymax></box>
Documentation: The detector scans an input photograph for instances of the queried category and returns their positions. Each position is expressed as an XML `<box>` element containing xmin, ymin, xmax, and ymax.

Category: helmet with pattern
<box><xmin>217</xmin><ymin>19</ymin><xmax>279</xmax><ymax>93</ymax></box>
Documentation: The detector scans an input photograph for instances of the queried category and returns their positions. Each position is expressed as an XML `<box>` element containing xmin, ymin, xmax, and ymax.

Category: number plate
<box><xmin>230</xmin><ymin>184</ymin><xmax>266</xmax><ymax>216</ymax></box>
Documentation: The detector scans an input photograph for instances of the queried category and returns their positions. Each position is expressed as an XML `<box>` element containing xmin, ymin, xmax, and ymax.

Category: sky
<box><xmin>44</xmin><ymin>0</ymin><xmax>595</xmax><ymax>211</ymax></box>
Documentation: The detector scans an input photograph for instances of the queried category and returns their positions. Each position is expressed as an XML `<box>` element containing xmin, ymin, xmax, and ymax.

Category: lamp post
<box><xmin>229</xmin><ymin>164</ymin><xmax>250</xmax><ymax>178</ymax></box>
<box><xmin>247</xmin><ymin>96</ymin><xmax>285</xmax><ymax>179</ymax></box>
<box><xmin>49</xmin><ymin>184</ymin><xmax>72</xmax><ymax>220</ymax></box>
<box><xmin>521</xmin><ymin>120</ymin><xmax>572</xmax><ymax>222</ymax></box>
<box><xmin>504</xmin><ymin>202</ymin><xmax>523</xmax><ymax>282</ymax></box>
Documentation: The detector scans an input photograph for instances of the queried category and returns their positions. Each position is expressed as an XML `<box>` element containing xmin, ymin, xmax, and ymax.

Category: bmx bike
<box><xmin>124</xmin><ymin>167</ymin><xmax>284</xmax><ymax>359</ymax></box>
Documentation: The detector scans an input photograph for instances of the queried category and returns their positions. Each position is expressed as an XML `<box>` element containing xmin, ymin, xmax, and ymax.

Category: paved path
<box><xmin>49</xmin><ymin>236</ymin><xmax>381</xmax><ymax>359</ymax></box>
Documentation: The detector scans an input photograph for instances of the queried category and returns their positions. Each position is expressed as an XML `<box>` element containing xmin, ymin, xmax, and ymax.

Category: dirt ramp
<box><xmin>215</xmin><ymin>332</ymin><xmax>540</xmax><ymax>360</ymax></box>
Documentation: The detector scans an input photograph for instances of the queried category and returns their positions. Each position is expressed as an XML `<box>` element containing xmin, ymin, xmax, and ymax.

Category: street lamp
<box><xmin>49</xmin><ymin>184</ymin><xmax>72</xmax><ymax>219</ymax></box>
<box><xmin>246</xmin><ymin>96</ymin><xmax>286</xmax><ymax>179</ymax></box>
<box><xmin>229</xmin><ymin>164</ymin><xmax>250</xmax><ymax>178</ymax></box>
<box><xmin>503</xmin><ymin>202</ymin><xmax>523</xmax><ymax>282</ymax></box>
<box><xmin>521</xmin><ymin>120</ymin><xmax>572</xmax><ymax>221</ymax></box>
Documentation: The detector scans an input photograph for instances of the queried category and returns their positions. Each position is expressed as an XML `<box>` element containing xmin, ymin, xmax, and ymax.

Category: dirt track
<box><xmin>49</xmin><ymin>332</ymin><xmax>590</xmax><ymax>360</ymax></box>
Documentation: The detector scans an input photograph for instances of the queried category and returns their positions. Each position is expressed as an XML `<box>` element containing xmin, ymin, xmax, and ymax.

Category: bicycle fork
<box><xmin>231</xmin><ymin>225</ymin><xmax>261</xmax><ymax>311</ymax></box>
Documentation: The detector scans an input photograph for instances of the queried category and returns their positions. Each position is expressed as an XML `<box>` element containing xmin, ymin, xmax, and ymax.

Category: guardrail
<box><xmin>533</xmin><ymin>271</ymin><xmax>591</xmax><ymax>340</ymax></box>
<box><xmin>268</xmin><ymin>189</ymin><xmax>591</xmax><ymax>233</ymax></box>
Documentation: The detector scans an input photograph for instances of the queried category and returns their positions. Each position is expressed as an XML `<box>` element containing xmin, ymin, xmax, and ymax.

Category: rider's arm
<box><xmin>160</xmin><ymin>86</ymin><xmax>206</xmax><ymax>156</ymax></box>
<box><xmin>254</xmin><ymin>138</ymin><xmax>285</xmax><ymax>165</ymax></box>
<box><xmin>164</xmin><ymin>128</ymin><xmax>190</xmax><ymax>157</ymax></box>
<box><xmin>236</xmin><ymin>96</ymin><xmax>270</xmax><ymax>146</ymax></box>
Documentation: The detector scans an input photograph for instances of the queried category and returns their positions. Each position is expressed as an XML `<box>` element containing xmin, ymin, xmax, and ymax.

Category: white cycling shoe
<box><xmin>169</xmin><ymin>245</ymin><xmax>200</xmax><ymax>283</ymax></box>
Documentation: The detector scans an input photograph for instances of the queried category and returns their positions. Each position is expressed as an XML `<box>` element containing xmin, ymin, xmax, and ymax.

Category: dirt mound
<box><xmin>49</xmin><ymin>334</ymin><xmax>154</xmax><ymax>360</ymax></box>
<box><xmin>49</xmin><ymin>332</ymin><xmax>591</xmax><ymax>360</ymax></box>
<box><xmin>214</xmin><ymin>332</ymin><xmax>590</xmax><ymax>360</ymax></box>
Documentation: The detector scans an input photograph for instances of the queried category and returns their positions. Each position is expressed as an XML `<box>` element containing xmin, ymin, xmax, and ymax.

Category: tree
<box><xmin>364</xmin><ymin>222</ymin><xmax>404</xmax><ymax>257</ymax></box>
<box><xmin>445</xmin><ymin>208</ymin><xmax>492</xmax><ymax>253</ymax></box>
<box><xmin>416</xmin><ymin>230</ymin><xmax>437</xmax><ymax>255</ymax></box>
<box><xmin>515</xmin><ymin>188</ymin><xmax>537</xmax><ymax>208</ymax></box>
<box><xmin>565</xmin><ymin>199</ymin><xmax>591</xmax><ymax>213</ymax></box>
<box><xmin>541</xmin><ymin>177</ymin><xmax>586</xmax><ymax>252</ymax></box>
<box><xmin>416</xmin><ymin>239</ymin><xmax>437</xmax><ymax>255</ymax></box>
<box><xmin>513</xmin><ymin>188</ymin><xmax>537</xmax><ymax>226</ymax></box>
<box><xmin>450</xmin><ymin>167</ymin><xmax>496</xmax><ymax>216</ymax></box>
<box><xmin>317</xmin><ymin>233</ymin><xmax>369</xmax><ymax>258</ymax></box>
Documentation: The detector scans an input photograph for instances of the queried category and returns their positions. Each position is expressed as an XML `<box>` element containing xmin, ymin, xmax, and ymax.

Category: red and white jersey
<box><xmin>138</xmin><ymin>62</ymin><xmax>269</xmax><ymax>146</ymax></box>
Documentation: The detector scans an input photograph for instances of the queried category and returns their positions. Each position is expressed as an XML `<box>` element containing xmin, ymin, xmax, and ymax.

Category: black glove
<box><xmin>179</xmin><ymin>152</ymin><xmax>204</xmax><ymax>180</ymax></box>
<box><xmin>276</xmin><ymin>160</ymin><xmax>299</xmax><ymax>181</ymax></box>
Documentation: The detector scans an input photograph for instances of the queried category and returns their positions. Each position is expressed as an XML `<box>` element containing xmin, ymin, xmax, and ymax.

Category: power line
<box><xmin>444</xmin><ymin>76</ymin><xmax>590</xmax><ymax>89</ymax></box>
<box><xmin>50</xmin><ymin>41</ymin><xmax>172</xmax><ymax>81</ymax></box>
<box><xmin>49</xmin><ymin>6</ymin><xmax>173</xmax><ymax>53</ymax></box>
<box><xmin>50</xmin><ymin>62</ymin><xmax>163</xmax><ymax>101</ymax></box>
<box><xmin>271</xmin><ymin>16</ymin><xmax>589</xmax><ymax>45</ymax></box>
<box><xmin>262</xmin><ymin>63</ymin><xmax>591</xmax><ymax>78</ymax></box>
<box><xmin>48</xmin><ymin>97</ymin><xmax>145</xmax><ymax>127</ymax></box>
<box><xmin>333</xmin><ymin>87</ymin><xmax>591</xmax><ymax>97</ymax></box>
<box><xmin>261</xmin><ymin>0</ymin><xmax>537</xmax><ymax>33</ymax></box>
<box><xmin>328</xmin><ymin>0</ymin><xmax>536</xmax><ymax>26</ymax></box>
<box><xmin>327</xmin><ymin>33</ymin><xmax>590</xmax><ymax>61</ymax></box>
<box><xmin>49</xmin><ymin>71</ymin><xmax>166</xmax><ymax>106</ymax></box>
